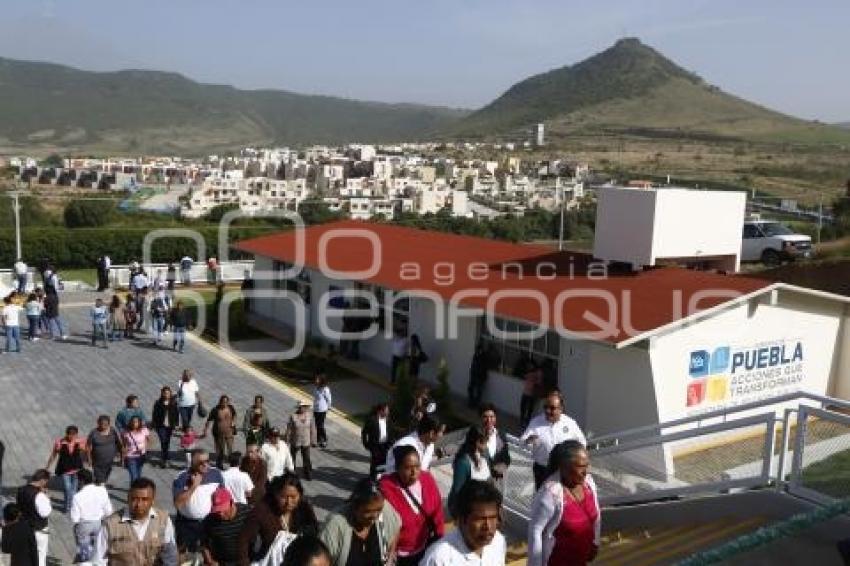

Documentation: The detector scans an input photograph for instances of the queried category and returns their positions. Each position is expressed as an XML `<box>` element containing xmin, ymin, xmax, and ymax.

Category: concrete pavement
<box><xmin>0</xmin><ymin>292</ymin><xmax>371</xmax><ymax>564</ymax></box>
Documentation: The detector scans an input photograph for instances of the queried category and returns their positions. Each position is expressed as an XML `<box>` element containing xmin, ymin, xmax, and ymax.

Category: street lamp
<box><xmin>9</xmin><ymin>188</ymin><xmax>22</xmax><ymax>261</ymax></box>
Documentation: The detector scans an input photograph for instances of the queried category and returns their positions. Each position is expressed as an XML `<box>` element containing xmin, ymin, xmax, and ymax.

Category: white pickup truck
<box><xmin>741</xmin><ymin>220</ymin><xmax>813</xmax><ymax>265</ymax></box>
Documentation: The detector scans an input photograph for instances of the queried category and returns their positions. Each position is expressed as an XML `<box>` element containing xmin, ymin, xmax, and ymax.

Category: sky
<box><xmin>0</xmin><ymin>0</ymin><xmax>847</xmax><ymax>121</ymax></box>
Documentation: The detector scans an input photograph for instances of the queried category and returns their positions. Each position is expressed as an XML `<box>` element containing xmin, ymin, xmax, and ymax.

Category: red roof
<box><xmin>234</xmin><ymin>220</ymin><xmax>772</xmax><ymax>345</ymax></box>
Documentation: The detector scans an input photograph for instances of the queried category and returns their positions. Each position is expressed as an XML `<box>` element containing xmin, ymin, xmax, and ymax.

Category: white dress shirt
<box><xmin>313</xmin><ymin>386</ymin><xmax>332</xmax><ymax>413</ymax></box>
<box><xmin>385</xmin><ymin>433</ymin><xmax>434</xmax><ymax>473</ymax></box>
<box><xmin>261</xmin><ymin>440</ymin><xmax>294</xmax><ymax>480</ymax></box>
<box><xmin>222</xmin><ymin>467</ymin><xmax>254</xmax><ymax>504</ymax></box>
<box><xmin>94</xmin><ymin>509</ymin><xmax>175</xmax><ymax>563</ymax></box>
<box><xmin>70</xmin><ymin>484</ymin><xmax>113</xmax><ymax>523</ymax></box>
<box><xmin>420</xmin><ymin>528</ymin><xmax>506</xmax><ymax>566</ymax></box>
<box><xmin>377</xmin><ymin>416</ymin><xmax>388</xmax><ymax>444</ymax></box>
<box><xmin>520</xmin><ymin>413</ymin><xmax>587</xmax><ymax>467</ymax></box>
<box><xmin>34</xmin><ymin>491</ymin><xmax>52</xmax><ymax>521</ymax></box>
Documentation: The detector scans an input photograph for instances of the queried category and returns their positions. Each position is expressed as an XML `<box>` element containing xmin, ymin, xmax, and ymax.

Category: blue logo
<box><xmin>710</xmin><ymin>347</ymin><xmax>731</xmax><ymax>374</ymax></box>
<box><xmin>689</xmin><ymin>350</ymin><xmax>710</xmax><ymax>378</ymax></box>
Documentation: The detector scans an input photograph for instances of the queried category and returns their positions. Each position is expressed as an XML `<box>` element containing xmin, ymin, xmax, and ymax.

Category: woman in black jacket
<box><xmin>151</xmin><ymin>386</ymin><xmax>180</xmax><ymax>468</ymax></box>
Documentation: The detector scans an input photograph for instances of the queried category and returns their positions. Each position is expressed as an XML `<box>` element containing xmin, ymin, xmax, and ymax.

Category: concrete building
<box><xmin>235</xmin><ymin>213</ymin><xmax>849</xmax><ymax>438</ymax></box>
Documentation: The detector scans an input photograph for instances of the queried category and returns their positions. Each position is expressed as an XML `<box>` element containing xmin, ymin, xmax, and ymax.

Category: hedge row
<box><xmin>0</xmin><ymin>226</ymin><xmax>277</xmax><ymax>268</ymax></box>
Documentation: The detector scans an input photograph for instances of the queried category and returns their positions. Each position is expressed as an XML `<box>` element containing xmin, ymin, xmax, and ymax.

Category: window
<box><xmin>742</xmin><ymin>224</ymin><xmax>762</xmax><ymax>239</ymax></box>
<box><xmin>356</xmin><ymin>284</ymin><xmax>409</xmax><ymax>335</ymax></box>
<box><xmin>479</xmin><ymin>316</ymin><xmax>559</xmax><ymax>378</ymax></box>
<box><xmin>273</xmin><ymin>261</ymin><xmax>311</xmax><ymax>304</ymax></box>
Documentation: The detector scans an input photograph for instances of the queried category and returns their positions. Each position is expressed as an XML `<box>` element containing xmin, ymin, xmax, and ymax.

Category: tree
<box><xmin>390</xmin><ymin>362</ymin><xmax>415</xmax><ymax>434</ymax></box>
<box><xmin>63</xmin><ymin>199</ymin><xmax>115</xmax><ymax>228</ymax></box>
<box><xmin>41</xmin><ymin>153</ymin><xmax>64</xmax><ymax>168</ymax></box>
<box><xmin>432</xmin><ymin>358</ymin><xmax>454</xmax><ymax>424</ymax></box>
<box><xmin>204</xmin><ymin>204</ymin><xmax>240</xmax><ymax>222</ymax></box>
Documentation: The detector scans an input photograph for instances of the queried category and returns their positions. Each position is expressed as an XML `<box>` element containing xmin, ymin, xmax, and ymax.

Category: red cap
<box><xmin>210</xmin><ymin>487</ymin><xmax>233</xmax><ymax>514</ymax></box>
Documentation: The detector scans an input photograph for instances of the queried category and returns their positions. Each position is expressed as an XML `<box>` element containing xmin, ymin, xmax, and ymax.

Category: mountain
<box><xmin>450</xmin><ymin>38</ymin><xmax>850</xmax><ymax>145</ymax></box>
<box><xmin>0</xmin><ymin>57</ymin><xmax>468</xmax><ymax>154</ymax></box>
<box><xmin>836</xmin><ymin>122</ymin><xmax>850</xmax><ymax>129</ymax></box>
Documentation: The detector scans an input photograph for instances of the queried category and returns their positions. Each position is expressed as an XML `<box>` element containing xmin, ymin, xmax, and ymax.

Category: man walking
<box><xmin>13</xmin><ymin>258</ymin><xmax>28</xmax><ymax>293</ymax></box>
<box><xmin>172</xmin><ymin>449</ymin><xmax>224</xmax><ymax>561</ymax></box>
<box><xmin>16</xmin><ymin>469</ymin><xmax>51</xmax><ymax>566</ymax></box>
<box><xmin>361</xmin><ymin>402</ymin><xmax>392</xmax><ymax>480</ymax></box>
<box><xmin>69</xmin><ymin>469</ymin><xmax>112</xmax><ymax>563</ymax></box>
<box><xmin>95</xmin><ymin>477</ymin><xmax>178</xmax><ymax>565</ymax></box>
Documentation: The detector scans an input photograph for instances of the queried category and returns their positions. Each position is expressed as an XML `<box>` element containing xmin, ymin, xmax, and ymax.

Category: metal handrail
<box><xmin>588</xmin><ymin>391</ymin><xmax>850</xmax><ymax>448</ymax></box>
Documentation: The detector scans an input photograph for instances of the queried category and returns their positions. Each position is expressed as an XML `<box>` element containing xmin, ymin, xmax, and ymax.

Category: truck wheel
<box><xmin>761</xmin><ymin>249</ymin><xmax>781</xmax><ymax>266</ymax></box>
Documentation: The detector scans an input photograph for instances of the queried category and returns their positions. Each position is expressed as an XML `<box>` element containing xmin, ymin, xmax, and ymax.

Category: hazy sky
<box><xmin>1</xmin><ymin>0</ymin><xmax>847</xmax><ymax>121</ymax></box>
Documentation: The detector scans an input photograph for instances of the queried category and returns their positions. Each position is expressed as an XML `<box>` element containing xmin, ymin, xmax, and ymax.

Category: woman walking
<box><xmin>171</xmin><ymin>300</ymin><xmax>190</xmax><ymax>353</ymax></box>
<box><xmin>107</xmin><ymin>294</ymin><xmax>126</xmax><ymax>342</ymax></box>
<box><xmin>379</xmin><ymin>445</ymin><xmax>445</xmax><ymax>566</ymax></box>
<box><xmin>320</xmin><ymin>478</ymin><xmax>401</xmax><ymax>566</ymax></box>
<box><xmin>152</xmin><ymin>386</ymin><xmax>180</xmax><ymax>468</ymax></box>
<box><xmin>45</xmin><ymin>425</ymin><xmax>86</xmax><ymax>513</ymax></box>
<box><xmin>287</xmin><ymin>401</ymin><xmax>317</xmax><ymax>481</ymax></box>
<box><xmin>238</xmin><ymin>472</ymin><xmax>319</xmax><ymax>565</ymax></box>
<box><xmin>448</xmin><ymin>425</ymin><xmax>492</xmax><ymax>518</ymax></box>
<box><xmin>528</xmin><ymin>440</ymin><xmax>600</xmax><ymax>566</ymax></box>
<box><xmin>123</xmin><ymin>292</ymin><xmax>137</xmax><ymax>339</ymax></box>
<box><xmin>312</xmin><ymin>372</ymin><xmax>332</xmax><ymax>448</ymax></box>
<box><xmin>86</xmin><ymin>415</ymin><xmax>122</xmax><ymax>485</ymax></box>
<box><xmin>121</xmin><ymin>416</ymin><xmax>150</xmax><ymax>483</ymax></box>
<box><xmin>176</xmin><ymin>368</ymin><xmax>201</xmax><ymax>427</ymax></box>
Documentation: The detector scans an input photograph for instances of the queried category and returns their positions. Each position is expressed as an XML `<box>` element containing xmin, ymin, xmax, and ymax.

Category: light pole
<box><xmin>10</xmin><ymin>189</ymin><xmax>22</xmax><ymax>260</ymax></box>
<box><xmin>558</xmin><ymin>183</ymin><xmax>565</xmax><ymax>251</ymax></box>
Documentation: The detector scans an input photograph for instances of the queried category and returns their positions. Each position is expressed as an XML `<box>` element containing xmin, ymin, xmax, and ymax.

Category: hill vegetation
<box><xmin>0</xmin><ymin>57</ymin><xmax>467</xmax><ymax>154</ymax></box>
<box><xmin>450</xmin><ymin>38</ymin><xmax>850</xmax><ymax>147</ymax></box>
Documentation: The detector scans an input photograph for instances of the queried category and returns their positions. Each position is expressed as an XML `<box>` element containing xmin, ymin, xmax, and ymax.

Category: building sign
<box><xmin>686</xmin><ymin>339</ymin><xmax>805</xmax><ymax>410</ymax></box>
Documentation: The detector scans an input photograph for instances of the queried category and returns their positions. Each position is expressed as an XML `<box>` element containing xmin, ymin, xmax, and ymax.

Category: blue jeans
<box><xmin>16</xmin><ymin>274</ymin><xmax>27</xmax><ymax>292</ymax></box>
<box><xmin>92</xmin><ymin>323</ymin><xmax>108</xmax><ymax>347</ymax></box>
<box><xmin>173</xmin><ymin>327</ymin><xmax>186</xmax><ymax>352</ymax></box>
<box><xmin>61</xmin><ymin>473</ymin><xmax>79</xmax><ymax>513</ymax></box>
<box><xmin>179</xmin><ymin>405</ymin><xmax>195</xmax><ymax>428</ymax></box>
<box><xmin>153</xmin><ymin>315</ymin><xmax>165</xmax><ymax>343</ymax></box>
<box><xmin>110</xmin><ymin>325</ymin><xmax>123</xmax><ymax>341</ymax></box>
<box><xmin>27</xmin><ymin>315</ymin><xmax>39</xmax><ymax>339</ymax></box>
<box><xmin>126</xmin><ymin>455</ymin><xmax>145</xmax><ymax>482</ymax></box>
<box><xmin>5</xmin><ymin>326</ymin><xmax>21</xmax><ymax>352</ymax></box>
<box><xmin>48</xmin><ymin>316</ymin><xmax>66</xmax><ymax>338</ymax></box>
<box><xmin>74</xmin><ymin>520</ymin><xmax>101</xmax><ymax>562</ymax></box>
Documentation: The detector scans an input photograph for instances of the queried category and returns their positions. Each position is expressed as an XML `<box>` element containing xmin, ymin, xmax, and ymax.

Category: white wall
<box><xmin>650</xmin><ymin>291</ymin><xmax>845</xmax><ymax>424</ymax></box>
<box><xmin>592</xmin><ymin>187</ymin><xmax>745</xmax><ymax>270</ymax></box>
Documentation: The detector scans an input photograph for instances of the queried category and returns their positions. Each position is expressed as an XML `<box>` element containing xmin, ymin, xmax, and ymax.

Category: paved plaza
<box><xmin>0</xmin><ymin>292</ymin><xmax>372</xmax><ymax>564</ymax></box>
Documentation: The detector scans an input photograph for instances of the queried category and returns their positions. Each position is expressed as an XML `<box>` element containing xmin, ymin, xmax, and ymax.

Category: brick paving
<box><xmin>0</xmin><ymin>292</ymin><xmax>370</xmax><ymax>564</ymax></box>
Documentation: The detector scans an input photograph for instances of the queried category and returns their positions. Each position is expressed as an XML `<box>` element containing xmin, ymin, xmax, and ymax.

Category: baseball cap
<box><xmin>210</xmin><ymin>487</ymin><xmax>233</xmax><ymax>515</ymax></box>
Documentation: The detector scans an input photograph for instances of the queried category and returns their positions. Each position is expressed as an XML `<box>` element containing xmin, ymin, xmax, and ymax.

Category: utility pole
<box><xmin>11</xmin><ymin>190</ymin><xmax>22</xmax><ymax>260</ymax></box>
<box><xmin>817</xmin><ymin>195</ymin><xmax>823</xmax><ymax>245</ymax></box>
<box><xmin>558</xmin><ymin>183</ymin><xmax>565</xmax><ymax>251</ymax></box>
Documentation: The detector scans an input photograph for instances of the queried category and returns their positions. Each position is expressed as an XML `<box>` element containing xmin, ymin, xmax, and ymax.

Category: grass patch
<box><xmin>61</xmin><ymin>268</ymin><xmax>97</xmax><ymax>286</ymax></box>
<box><xmin>801</xmin><ymin>449</ymin><xmax>850</xmax><ymax>499</ymax></box>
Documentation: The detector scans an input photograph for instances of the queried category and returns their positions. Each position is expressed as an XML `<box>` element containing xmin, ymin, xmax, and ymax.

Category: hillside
<box><xmin>0</xmin><ymin>57</ymin><xmax>468</xmax><ymax>154</ymax></box>
<box><xmin>450</xmin><ymin>38</ymin><xmax>850</xmax><ymax>146</ymax></box>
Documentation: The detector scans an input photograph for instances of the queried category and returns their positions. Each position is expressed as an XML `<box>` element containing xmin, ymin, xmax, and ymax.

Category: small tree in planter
<box><xmin>390</xmin><ymin>360</ymin><xmax>415</xmax><ymax>435</ymax></box>
<box><xmin>432</xmin><ymin>357</ymin><xmax>454</xmax><ymax>425</ymax></box>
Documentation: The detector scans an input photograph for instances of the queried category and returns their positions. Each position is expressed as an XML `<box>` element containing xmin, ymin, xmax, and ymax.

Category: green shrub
<box><xmin>64</xmin><ymin>199</ymin><xmax>115</xmax><ymax>227</ymax></box>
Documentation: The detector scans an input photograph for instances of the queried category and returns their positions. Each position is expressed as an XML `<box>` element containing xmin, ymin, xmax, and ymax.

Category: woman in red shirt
<box><xmin>379</xmin><ymin>444</ymin><xmax>445</xmax><ymax>566</ymax></box>
<box><xmin>528</xmin><ymin>440</ymin><xmax>600</xmax><ymax>566</ymax></box>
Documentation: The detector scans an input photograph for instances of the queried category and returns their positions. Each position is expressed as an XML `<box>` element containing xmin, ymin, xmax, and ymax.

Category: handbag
<box><xmin>197</xmin><ymin>398</ymin><xmax>208</xmax><ymax>418</ymax></box>
<box><xmin>402</xmin><ymin>483</ymin><xmax>439</xmax><ymax>545</ymax></box>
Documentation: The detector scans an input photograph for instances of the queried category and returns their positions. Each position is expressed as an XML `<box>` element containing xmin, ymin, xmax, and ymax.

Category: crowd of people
<box><xmin>2</xmin><ymin>260</ymin><xmax>604</xmax><ymax>565</ymax></box>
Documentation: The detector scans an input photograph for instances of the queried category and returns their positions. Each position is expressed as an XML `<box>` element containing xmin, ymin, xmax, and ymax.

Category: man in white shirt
<box><xmin>70</xmin><ymin>469</ymin><xmax>112</xmax><ymax>563</ymax></box>
<box><xmin>15</xmin><ymin>469</ymin><xmax>52</xmax><ymax>566</ymax></box>
<box><xmin>420</xmin><ymin>480</ymin><xmax>506</xmax><ymax>566</ymax></box>
<box><xmin>385</xmin><ymin>415</ymin><xmax>441</xmax><ymax>474</ymax></box>
<box><xmin>361</xmin><ymin>402</ymin><xmax>392</xmax><ymax>479</ymax></box>
<box><xmin>221</xmin><ymin>452</ymin><xmax>254</xmax><ymax>504</ymax></box>
<box><xmin>13</xmin><ymin>259</ymin><xmax>28</xmax><ymax>292</ymax></box>
<box><xmin>520</xmin><ymin>390</ymin><xmax>587</xmax><ymax>489</ymax></box>
<box><xmin>261</xmin><ymin>428</ymin><xmax>294</xmax><ymax>480</ymax></box>
<box><xmin>2</xmin><ymin>295</ymin><xmax>23</xmax><ymax>353</ymax></box>
<box><xmin>94</xmin><ymin>477</ymin><xmax>177</xmax><ymax>565</ymax></box>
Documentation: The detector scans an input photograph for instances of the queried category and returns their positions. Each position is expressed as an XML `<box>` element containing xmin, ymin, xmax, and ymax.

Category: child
<box><xmin>179</xmin><ymin>425</ymin><xmax>197</xmax><ymax>468</ymax></box>
<box><xmin>1</xmin><ymin>502</ymin><xmax>38</xmax><ymax>566</ymax></box>
<box><xmin>24</xmin><ymin>293</ymin><xmax>42</xmax><ymax>341</ymax></box>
